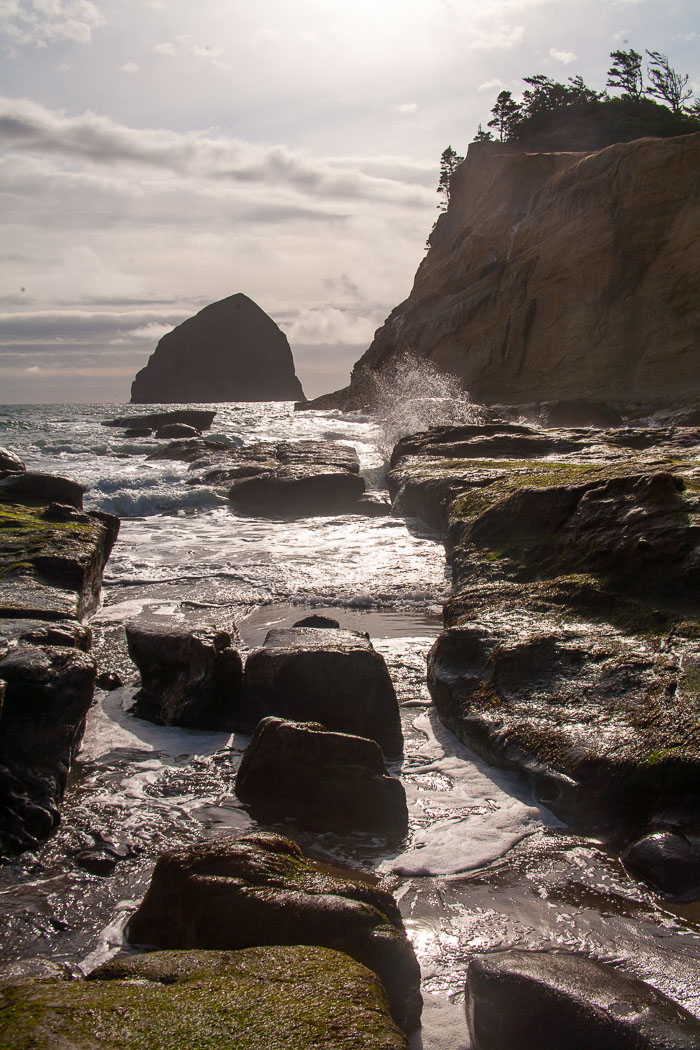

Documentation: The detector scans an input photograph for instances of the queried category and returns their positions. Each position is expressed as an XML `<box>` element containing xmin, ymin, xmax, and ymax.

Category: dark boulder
<box><xmin>130</xmin><ymin>293</ymin><xmax>305</xmax><ymax>403</ymax></box>
<box><xmin>154</xmin><ymin>423</ymin><xmax>201</xmax><ymax>439</ymax></box>
<box><xmin>465</xmin><ymin>950</ymin><xmax>700</xmax><ymax>1050</ymax></box>
<box><xmin>0</xmin><ymin>471</ymin><xmax>85</xmax><ymax>510</ymax></box>
<box><xmin>242</xmin><ymin>627</ymin><xmax>402</xmax><ymax>755</ymax></box>
<box><xmin>146</xmin><ymin>437</ymin><xmax>230</xmax><ymax>463</ymax></box>
<box><xmin>0</xmin><ymin>645</ymin><xmax>96</xmax><ymax>855</ymax></box>
<box><xmin>125</xmin><ymin>832</ymin><xmax>422</xmax><ymax>1033</ymax></box>
<box><xmin>2</xmin><ymin>947</ymin><xmax>409</xmax><ymax>1050</ymax></box>
<box><xmin>293</xmin><ymin>614</ymin><xmax>341</xmax><ymax>628</ymax></box>
<box><xmin>103</xmin><ymin>409</ymin><xmax>216</xmax><ymax>430</ymax></box>
<box><xmin>124</xmin><ymin>426</ymin><xmax>152</xmax><ymax>437</ymax></box>
<box><xmin>0</xmin><ymin>447</ymin><xmax>25</xmax><ymax>473</ymax></box>
<box><xmin>228</xmin><ymin>467</ymin><xmax>365</xmax><ymax>516</ymax></box>
<box><xmin>235</xmin><ymin>717</ymin><xmax>408</xmax><ymax>833</ymax></box>
<box><xmin>622</xmin><ymin>830</ymin><xmax>700</xmax><ymax>900</ymax></box>
<box><xmin>126</xmin><ymin>621</ymin><xmax>243</xmax><ymax>729</ymax></box>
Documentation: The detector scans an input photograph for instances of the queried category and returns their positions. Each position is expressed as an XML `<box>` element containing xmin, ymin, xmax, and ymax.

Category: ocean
<box><xmin>1</xmin><ymin>401</ymin><xmax>699</xmax><ymax>1049</ymax></box>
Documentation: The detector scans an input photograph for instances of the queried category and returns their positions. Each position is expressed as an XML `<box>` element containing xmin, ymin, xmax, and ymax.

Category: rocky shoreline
<box><xmin>1</xmin><ymin>415</ymin><xmax>700</xmax><ymax>1047</ymax></box>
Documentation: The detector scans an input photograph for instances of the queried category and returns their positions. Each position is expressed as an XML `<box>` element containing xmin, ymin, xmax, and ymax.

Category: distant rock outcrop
<box><xmin>131</xmin><ymin>294</ymin><xmax>305</xmax><ymax>404</ymax></box>
<box><xmin>312</xmin><ymin>133</ymin><xmax>700</xmax><ymax>417</ymax></box>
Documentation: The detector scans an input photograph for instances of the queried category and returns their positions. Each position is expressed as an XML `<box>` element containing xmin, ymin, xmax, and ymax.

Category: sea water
<box><xmin>1</xmin><ymin>401</ymin><xmax>699</xmax><ymax>1049</ymax></box>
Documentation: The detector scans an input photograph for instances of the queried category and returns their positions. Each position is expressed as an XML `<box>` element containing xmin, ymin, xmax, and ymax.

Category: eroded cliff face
<box><xmin>348</xmin><ymin>133</ymin><xmax>700</xmax><ymax>414</ymax></box>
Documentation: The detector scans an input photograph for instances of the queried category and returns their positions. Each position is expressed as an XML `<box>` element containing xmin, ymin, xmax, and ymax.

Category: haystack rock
<box><xmin>321</xmin><ymin>133</ymin><xmax>700</xmax><ymax>418</ymax></box>
<box><xmin>131</xmin><ymin>294</ymin><xmax>305</xmax><ymax>404</ymax></box>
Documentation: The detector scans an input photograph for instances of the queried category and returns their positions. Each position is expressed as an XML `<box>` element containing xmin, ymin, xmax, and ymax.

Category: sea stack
<box><xmin>131</xmin><ymin>293</ymin><xmax>305</xmax><ymax>403</ymax></box>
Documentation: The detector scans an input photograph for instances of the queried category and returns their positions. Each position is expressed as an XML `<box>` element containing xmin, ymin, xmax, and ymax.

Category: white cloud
<box><xmin>393</xmin><ymin>102</ymin><xmax>419</xmax><ymax>115</ymax></box>
<box><xmin>549</xmin><ymin>47</ymin><xmax>576</xmax><ymax>64</ymax></box>
<box><xmin>281</xmin><ymin>306</ymin><xmax>377</xmax><ymax>347</ymax></box>
<box><xmin>478</xmin><ymin>78</ymin><xmax>507</xmax><ymax>93</ymax></box>
<box><xmin>469</xmin><ymin>23</ymin><xmax>525</xmax><ymax>50</ymax></box>
<box><xmin>0</xmin><ymin>0</ymin><xmax>104</xmax><ymax>49</ymax></box>
<box><xmin>119</xmin><ymin>60</ymin><xmax>138</xmax><ymax>73</ymax></box>
<box><xmin>151</xmin><ymin>33</ymin><xmax>230</xmax><ymax>70</ymax></box>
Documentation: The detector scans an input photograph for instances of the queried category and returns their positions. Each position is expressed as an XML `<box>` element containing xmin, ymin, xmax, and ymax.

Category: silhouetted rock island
<box><xmin>131</xmin><ymin>293</ymin><xmax>305</xmax><ymax>404</ymax></box>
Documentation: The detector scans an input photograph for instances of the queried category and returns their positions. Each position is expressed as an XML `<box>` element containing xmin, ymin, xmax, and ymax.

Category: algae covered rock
<box><xmin>235</xmin><ymin>716</ymin><xmax>408</xmax><ymax>833</ymax></box>
<box><xmin>125</xmin><ymin>832</ymin><xmax>422</xmax><ymax>1033</ymax></box>
<box><xmin>0</xmin><ymin>946</ymin><xmax>409</xmax><ymax>1049</ymax></box>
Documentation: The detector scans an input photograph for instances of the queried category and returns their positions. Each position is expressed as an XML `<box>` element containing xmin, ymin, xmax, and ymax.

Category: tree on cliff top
<box><xmin>646</xmin><ymin>50</ymin><xmax>694</xmax><ymax>115</ymax></box>
<box><xmin>606</xmin><ymin>49</ymin><xmax>644</xmax><ymax>101</ymax></box>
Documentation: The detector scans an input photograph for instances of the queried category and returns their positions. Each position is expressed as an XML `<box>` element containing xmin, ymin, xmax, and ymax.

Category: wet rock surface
<box><xmin>126</xmin><ymin>621</ymin><xmax>243</xmax><ymax>730</ymax></box>
<box><xmin>0</xmin><ymin>446</ymin><xmax>26</xmax><ymax>474</ymax></box>
<box><xmin>125</xmin><ymin>832</ymin><xmax>422</xmax><ymax>1034</ymax></box>
<box><xmin>0</xmin><ymin>464</ymin><xmax>119</xmax><ymax>856</ymax></box>
<box><xmin>1</xmin><ymin>946</ymin><xmax>409</xmax><ymax>1050</ymax></box>
<box><xmin>242</xmin><ymin>627</ymin><xmax>403</xmax><ymax>754</ymax></box>
<box><xmin>103</xmin><ymin>409</ymin><xmax>217</xmax><ymax>431</ymax></box>
<box><xmin>388</xmin><ymin>422</ymin><xmax>700</xmax><ymax>837</ymax></box>
<box><xmin>465</xmin><ymin>949</ymin><xmax>700</xmax><ymax>1050</ymax></box>
<box><xmin>235</xmin><ymin>716</ymin><xmax>408</xmax><ymax>833</ymax></box>
<box><xmin>622</xmin><ymin>831</ymin><xmax>700</xmax><ymax>900</ymax></box>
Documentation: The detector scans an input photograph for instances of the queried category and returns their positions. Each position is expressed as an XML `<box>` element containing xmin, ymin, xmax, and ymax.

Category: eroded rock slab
<box><xmin>466</xmin><ymin>950</ymin><xmax>700</xmax><ymax>1050</ymax></box>
<box><xmin>126</xmin><ymin>832</ymin><xmax>422</xmax><ymax>1033</ymax></box>
<box><xmin>1</xmin><ymin>946</ymin><xmax>409</xmax><ymax>1050</ymax></box>
<box><xmin>126</xmin><ymin>621</ymin><xmax>242</xmax><ymax>730</ymax></box>
<box><xmin>242</xmin><ymin>627</ymin><xmax>402</xmax><ymax>755</ymax></box>
<box><xmin>235</xmin><ymin>716</ymin><xmax>408</xmax><ymax>833</ymax></box>
<box><xmin>103</xmin><ymin>409</ymin><xmax>216</xmax><ymax>431</ymax></box>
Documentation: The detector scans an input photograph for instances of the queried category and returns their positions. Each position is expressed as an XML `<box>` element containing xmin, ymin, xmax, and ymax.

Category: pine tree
<box><xmin>436</xmin><ymin>146</ymin><xmax>464</xmax><ymax>211</ymax></box>
<box><xmin>606</xmin><ymin>49</ymin><xmax>644</xmax><ymax>100</ymax></box>
<box><xmin>646</xmin><ymin>50</ymin><xmax>693</xmax><ymax>114</ymax></box>
<box><xmin>487</xmin><ymin>91</ymin><xmax>521</xmax><ymax>141</ymax></box>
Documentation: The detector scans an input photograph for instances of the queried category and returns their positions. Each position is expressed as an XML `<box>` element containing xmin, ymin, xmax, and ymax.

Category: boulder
<box><xmin>126</xmin><ymin>622</ymin><xmax>243</xmax><ymax>730</ymax></box>
<box><xmin>0</xmin><ymin>447</ymin><xmax>25</xmax><ymax>473</ymax></box>
<box><xmin>154</xmin><ymin>423</ymin><xmax>201</xmax><ymax>439</ymax></box>
<box><xmin>124</xmin><ymin>426</ymin><xmax>152</xmax><ymax>437</ymax></box>
<box><xmin>465</xmin><ymin>950</ymin><xmax>700</xmax><ymax>1050</ymax></box>
<box><xmin>242</xmin><ymin>627</ymin><xmax>402</xmax><ymax>755</ymax></box>
<box><xmin>147</xmin><ymin>437</ymin><xmax>230</xmax><ymax>463</ymax></box>
<box><xmin>0</xmin><ymin>645</ymin><xmax>96</xmax><ymax>855</ymax></box>
<box><xmin>103</xmin><ymin>409</ymin><xmax>216</xmax><ymax>430</ymax></box>
<box><xmin>1</xmin><ymin>947</ymin><xmax>409</xmax><ymax>1050</ymax></box>
<box><xmin>125</xmin><ymin>832</ymin><xmax>422</xmax><ymax>1033</ymax></box>
<box><xmin>130</xmin><ymin>293</ymin><xmax>305</xmax><ymax>403</ymax></box>
<box><xmin>293</xmin><ymin>614</ymin><xmax>341</xmax><ymax>628</ymax></box>
<box><xmin>0</xmin><ymin>471</ymin><xmax>85</xmax><ymax>510</ymax></box>
<box><xmin>235</xmin><ymin>717</ymin><xmax>408</xmax><ymax>833</ymax></box>
<box><xmin>228</xmin><ymin>467</ymin><xmax>365</xmax><ymax>516</ymax></box>
<box><xmin>622</xmin><ymin>831</ymin><xmax>700</xmax><ymax>900</ymax></box>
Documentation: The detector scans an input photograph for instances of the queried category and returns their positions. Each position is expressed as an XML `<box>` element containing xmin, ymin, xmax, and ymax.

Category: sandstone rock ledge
<box><xmin>388</xmin><ymin>423</ymin><xmax>700</xmax><ymax>852</ymax></box>
<box><xmin>0</xmin><ymin>451</ymin><xmax>119</xmax><ymax>856</ymax></box>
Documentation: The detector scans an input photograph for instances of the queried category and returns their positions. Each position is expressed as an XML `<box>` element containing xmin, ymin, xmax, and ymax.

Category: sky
<box><xmin>1</xmin><ymin>1</ymin><xmax>698</xmax><ymax>403</ymax></box>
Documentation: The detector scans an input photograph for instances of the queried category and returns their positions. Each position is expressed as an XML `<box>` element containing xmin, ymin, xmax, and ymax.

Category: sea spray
<box><xmin>353</xmin><ymin>352</ymin><xmax>481</xmax><ymax>458</ymax></box>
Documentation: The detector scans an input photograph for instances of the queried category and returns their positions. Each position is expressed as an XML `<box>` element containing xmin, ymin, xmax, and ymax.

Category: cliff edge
<box><xmin>331</xmin><ymin>133</ymin><xmax>700</xmax><ymax>415</ymax></box>
<box><xmin>131</xmin><ymin>294</ymin><xmax>304</xmax><ymax>404</ymax></box>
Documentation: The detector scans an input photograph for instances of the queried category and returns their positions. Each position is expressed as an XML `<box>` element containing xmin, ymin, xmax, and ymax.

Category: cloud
<box><xmin>392</xmin><ymin>102</ymin><xmax>419</xmax><ymax>115</ymax></box>
<box><xmin>280</xmin><ymin>306</ymin><xmax>378</xmax><ymax>347</ymax></box>
<box><xmin>119</xmin><ymin>60</ymin><xmax>138</xmax><ymax>73</ymax></box>
<box><xmin>549</xmin><ymin>47</ymin><xmax>576</xmax><ymax>64</ymax></box>
<box><xmin>0</xmin><ymin>0</ymin><xmax>104</xmax><ymax>49</ymax></box>
<box><xmin>469</xmin><ymin>23</ymin><xmax>525</xmax><ymax>50</ymax></box>
<box><xmin>152</xmin><ymin>33</ymin><xmax>230</xmax><ymax>70</ymax></box>
<box><xmin>478</xmin><ymin>78</ymin><xmax>507</xmax><ymax>93</ymax></box>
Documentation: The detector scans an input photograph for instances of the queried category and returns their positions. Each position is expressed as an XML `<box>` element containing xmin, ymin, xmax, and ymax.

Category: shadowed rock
<box><xmin>465</xmin><ymin>950</ymin><xmax>700</xmax><ymax>1050</ymax></box>
<box><xmin>154</xmin><ymin>423</ymin><xmax>201</xmax><ymax>439</ymax></box>
<box><xmin>622</xmin><ymin>831</ymin><xmax>700</xmax><ymax>900</ymax></box>
<box><xmin>0</xmin><ymin>447</ymin><xmax>25</xmax><ymax>474</ymax></box>
<box><xmin>126</xmin><ymin>621</ymin><xmax>243</xmax><ymax>730</ymax></box>
<box><xmin>130</xmin><ymin>294</ymin><xmax>305</xmax><ymax>403</ymax></box>
<box><xmin>0</xmin><ymin>471</ymin><xmax>85</xmax><ymax>510</ymax></box>
<box><xmin>242</xmin><ymin>627</ymin><xmax>402</xmax><ymax>755</ymax></box>
<box><xmin>103</xmin><ymin>409</ymin><xmax>216</xmax><ymax>430</ymax></box>
<box><xmin>235</xmin><ymin>717</ymin><xmax>408</xmax><ymax>833</ymax></box>
<box><xmin>125</xmin><ymin>832</ymin><xmax>422</xmax><ymax>1034</ymax></box>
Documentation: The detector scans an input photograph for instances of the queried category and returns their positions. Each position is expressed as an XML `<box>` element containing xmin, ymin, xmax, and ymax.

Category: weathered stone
<box><xmin>319</xmin><ymin>134</ymin><xmax>700</xmax><ymax>417</ymax></box>
<box><xmin>125</xmin><ymin>833</ymin><xmax>422</xmax><ymax>1033</ymax></box>
<box><xmin>95</xmin><ymin>669</ymin><xmax>123</xmax><ymax>691</ymax></box>
<box><xmin>126</xmin><ymin>621</ymin><xmax>242</xmax><ymax>729</ymax></box>
<box><xmin>0</xmin><ymin>447</ymin><xmax>25</xmax><ymax>473</ymax></box>
<box><xmin>350</xmin><ymin>493</ymin><xmax>393</xmax><ymax>516</ymax></box>
<box><xmin>293</xmin><ymin>614</ymin><xmax>341</xmax><ymax>628</ymax></box>
<box><xmin>154</xmin><ymin>423</ymin><xmax>201</xmax><ymax>439</ymax></box>
<box><xmin>465</xmin><ymin>950</ymin><xmax>700</xmax><ymax>1050</ymax></box>
<box><xmin>228</xmin><ymin>467</ymin><xmax>365</xmax><ymax>516</ymax></box>
<box><xmin>1</xmin><ymin>946</ymin><xmax>410</xmax><ymax>1050</ymax></box>
<box><xmin>622</xmin><ymin>831</ymin><xmax>700</xmax><ymax>900</ymax></box>
<box><xmin>103</xmin><ymin>409</ymin><xmax>216</xmax><ymax>430</ymax></box>
<box><xmin>123</xmin><ymin>426</ymin><xmax>152</xmax><ymax>437</ymax></box>
<box><xmin>242</xmin><ymin>627</ymin><xmax>402</xmax><ymax>755</ymax></box>
<box><xmin>131</xmin><ymin>293</ymin><xmax>305</xmax><ymax>403</ymax></box>
<box><xmin>235</xmin><ymin>717</ymin><xmax>408</xmax><ymax>833</ymax></box>
<box><xmin>0</xmin><ymin>645</ymin><xmax>96</xmax><ymax>855</ymax></box>
<box><xmin>146</xmin><ymin>437</ymin><xmax>230</xmax><ymax>463</ymax></box>
<box><xmin>0</xmin><ymin>471</ymin><xmax>85</xmax><ymax>510</ymax></box>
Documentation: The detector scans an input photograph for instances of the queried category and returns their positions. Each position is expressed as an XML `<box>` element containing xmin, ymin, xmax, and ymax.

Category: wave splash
<box><xmin>354</xmin><ymin>352</ymin><xmax>480</xmax><ymax>458</ymax></box>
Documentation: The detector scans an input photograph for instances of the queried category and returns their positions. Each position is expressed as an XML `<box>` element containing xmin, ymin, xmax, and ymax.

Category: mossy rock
<box><xmin>0</xmin><ymin>946</ymin><xmax>409</xmax><ymax>1049</ymax></box>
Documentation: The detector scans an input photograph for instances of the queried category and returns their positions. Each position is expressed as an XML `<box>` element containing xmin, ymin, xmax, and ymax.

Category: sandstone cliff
<box><xmin>131</xmin><ymin>294</ymin><xmax>304</xmax><ymax>404</ymax></box>
<box><xmin>338</xmin><ymin>133</ymin><xmax>700</xmax><ymax>415</ymax></box>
